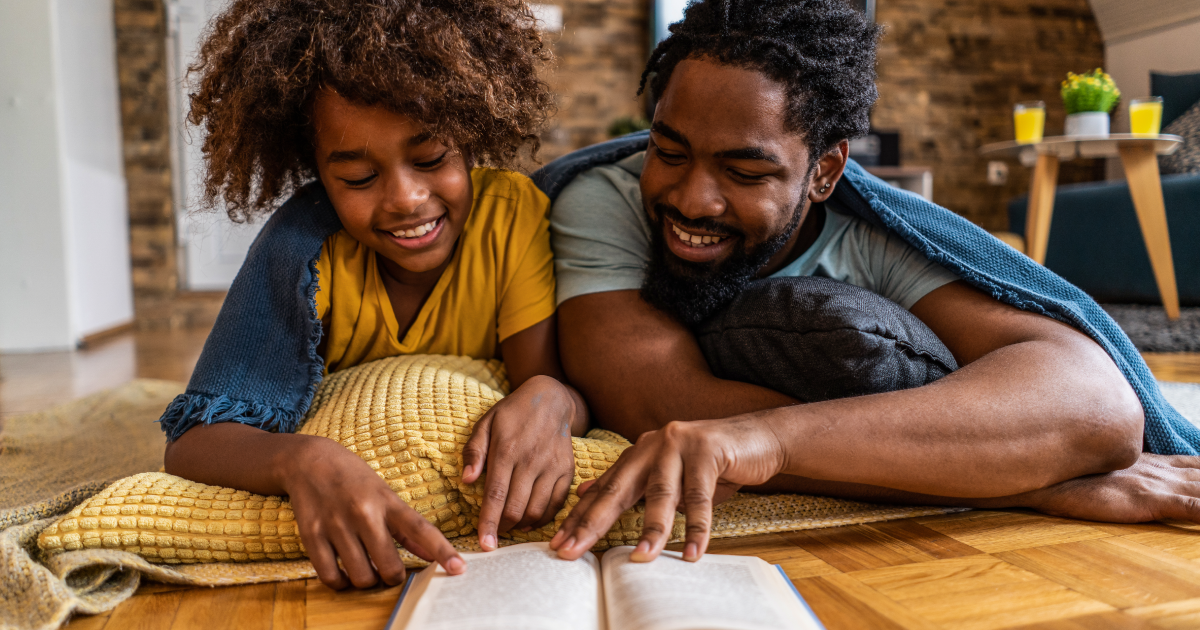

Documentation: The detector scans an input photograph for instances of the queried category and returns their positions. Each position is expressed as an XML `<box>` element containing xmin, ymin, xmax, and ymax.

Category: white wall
<box><xmin>0</xmin><ymin>1</ymin><xmax>74</xmax><ymax>351</ymax></box>
<box><xmin>1090</xmin><ymin>1</ymin><xmax>1200</xmax><ymax>180</ymax></box>
<box><xmin>57</xmin><ymin>0</ymin><xmax>135</xmax><ymax>338</ymax></box>
<box><xmin>0</xmin><ymin>0</ymin><xmax>133</xmax><ymax>352</ymax></box>
<box><xmin>1106</xmin><ymin>19</ymin><xmax>1200</xmax><ymax>134</ymax></box>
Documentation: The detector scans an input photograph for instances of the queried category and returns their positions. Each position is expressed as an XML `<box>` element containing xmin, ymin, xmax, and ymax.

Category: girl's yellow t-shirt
<box><xmin>313</xmin><ymin>168</ymin><xmax>556</xmax><ymax>374</ymax></box>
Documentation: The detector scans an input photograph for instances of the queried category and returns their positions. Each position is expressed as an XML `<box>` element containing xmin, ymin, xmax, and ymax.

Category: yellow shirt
<box><xmin>314</xmin><ymin>168</ymin><xmax>556</xmax><ymax>374</ymax></box>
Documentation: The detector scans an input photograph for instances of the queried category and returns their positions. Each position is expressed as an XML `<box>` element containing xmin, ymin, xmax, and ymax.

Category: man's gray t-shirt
<box><xmin>551</xmin><ymin>151</ymin><xmax>959</xmax><ymax>310</ymax></box>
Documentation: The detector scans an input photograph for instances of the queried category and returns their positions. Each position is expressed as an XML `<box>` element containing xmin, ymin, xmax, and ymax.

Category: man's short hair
<box><xmin>640</xmin><ymin>0</ymin><xmax>882</xmax><ymax>158</ymax></box>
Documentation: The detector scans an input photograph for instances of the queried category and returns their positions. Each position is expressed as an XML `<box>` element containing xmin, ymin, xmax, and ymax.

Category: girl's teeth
<box><xmin>393</xmin><ymin>218</ymin><xmax>439</xmax><ymax>239</ymax></box>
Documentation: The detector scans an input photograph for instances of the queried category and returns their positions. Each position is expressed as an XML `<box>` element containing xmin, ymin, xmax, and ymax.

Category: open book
<box><xmin>386</xmin><ymin>542</ymin><xmax>824</xmax><ymax>630</ymax></box>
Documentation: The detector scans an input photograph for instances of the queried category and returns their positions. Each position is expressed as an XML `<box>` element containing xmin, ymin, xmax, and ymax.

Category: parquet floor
<box><xmin>3</xmin><ymin>330</ymin><xmax>1198</xmax><ymax>629</ymax></box>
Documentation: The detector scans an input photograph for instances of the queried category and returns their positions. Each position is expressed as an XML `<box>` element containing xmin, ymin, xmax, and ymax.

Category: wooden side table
<box><xmin>981</xmin><ymin>134</ymin><xmax>1184</xmax><ymax>319</ymax></box>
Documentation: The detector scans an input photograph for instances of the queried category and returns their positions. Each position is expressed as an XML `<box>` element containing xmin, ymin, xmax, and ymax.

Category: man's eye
<box><xmin>730</xmin><ymin>170</ymin><xmax>768</xmax><ymax>182</ymax></box>
<box><xmin>341</xmin><ymin>174</ymin><xmax>377</xmax><ymax>187</ymax></box>
<box><xmin>656</xmin><ymin>148</ymin><xmax>686</xmax><ymax>163</ymax></box>
<box><xmin>415</xmin><ymin>152</ymin><xmax>448</xmax><ymax>169</ymax></box>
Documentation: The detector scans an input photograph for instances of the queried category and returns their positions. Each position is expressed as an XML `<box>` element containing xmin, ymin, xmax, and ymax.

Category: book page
<box><xmin>601</xmin><ymin>546</ymin><xmax>822</xmax><ymax>630</ymax></box>
<box><xmin>392</xmin><ymin>542</ymin><xmax>604</xmax><ymax>630</ymax></box>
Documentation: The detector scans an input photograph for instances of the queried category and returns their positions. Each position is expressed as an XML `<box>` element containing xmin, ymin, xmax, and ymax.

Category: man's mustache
<box><xmin>652</xmin><ymin>203</ymin><xmax>744</xmax><ymax>240</ymax></box>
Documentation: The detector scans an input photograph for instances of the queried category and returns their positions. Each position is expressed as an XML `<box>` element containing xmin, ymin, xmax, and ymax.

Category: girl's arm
<box><xmin>495</xmin><ymin>313</ymin><xmax>589</xmax><ymax>436</ymax></box>
<box><xmin>164</xmin><ymin>422</ymin><xmax>465</xmax><ymax>589</ymax></box>
<box><xmin>460</xmin><ymin>314</ymin><xmax>590</xmax><ymax>550</ymax></box>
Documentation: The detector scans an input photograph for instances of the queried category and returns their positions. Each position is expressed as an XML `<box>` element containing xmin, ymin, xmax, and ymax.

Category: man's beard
<box><xmin>640</xmin><ymin>202</ymin><xmax>804</xmax><ymax>327</ymax></box>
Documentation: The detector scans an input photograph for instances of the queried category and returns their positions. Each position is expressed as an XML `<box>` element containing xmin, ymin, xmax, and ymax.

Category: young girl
<box><xmin>160</xmin><ymin>0</ymin><xmax>586</xmax><ymax>590</ymax></box>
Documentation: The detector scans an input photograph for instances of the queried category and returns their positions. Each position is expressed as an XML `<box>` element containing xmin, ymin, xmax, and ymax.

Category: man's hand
<box><xmin>461</xmin><ymin>375</ymin><xmax>577</xmax><ymax>550</ymax></box>
<box><xmin>284</xmin><ymin>436</ymin><xmax>466</xmax><ymax>590</ymax></box>
<box><xmin>1017</xmin><ymin>453</ymin><xmax>1200</xmax><ymax>523</ymax></box>
<box><xmin>549</xmin><ymin>417</ymin><xmax>784</xmax><ymax>563</ymax></box>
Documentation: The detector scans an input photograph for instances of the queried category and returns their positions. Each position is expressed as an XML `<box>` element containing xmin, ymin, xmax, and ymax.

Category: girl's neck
<box><xmin>377</xmin><ymin>241</ymin><xmax>459</xmax><ymax>341</ymax></box>
<box><xmin>377</xmin><ymin>242</ymin><xmax>457</xmax><ymax>289</ymax></box>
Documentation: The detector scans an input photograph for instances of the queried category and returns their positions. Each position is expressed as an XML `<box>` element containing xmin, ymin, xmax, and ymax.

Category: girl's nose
<box><xmin>383</xmin><ymin>168</ymin><xmax>431</xmax><ymax>215</ymax></box>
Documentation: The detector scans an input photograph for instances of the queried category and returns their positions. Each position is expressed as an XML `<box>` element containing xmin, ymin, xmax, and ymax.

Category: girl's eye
<box><xmin>415</xmin><ymin>152</ymin><xmax>448</xmax><ymax>169</ymax></box>
<box><xmin>341</xmin><ymin>174</ymin><xmax>377</xmax><ymax>187</ymax></box>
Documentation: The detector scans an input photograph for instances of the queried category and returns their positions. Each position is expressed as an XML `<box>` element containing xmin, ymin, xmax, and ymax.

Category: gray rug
<box><xmin>1162</xmin><ymin>381</ymin><xmax>1200</xmax><ymax>426</ymax></box>
<box><xmin>1102</xmin><ymin>304</ymin><xmax>1200</xmax><ymax>353</ymax></box>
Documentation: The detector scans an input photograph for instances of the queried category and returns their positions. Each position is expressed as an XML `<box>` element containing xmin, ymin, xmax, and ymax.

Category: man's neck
<box><xmin>757</xmin><ymin>202</ymin><xmax>826</xmax><ymax>278</ymax></box>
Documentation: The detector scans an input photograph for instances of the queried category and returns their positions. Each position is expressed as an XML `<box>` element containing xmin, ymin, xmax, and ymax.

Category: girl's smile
<box><xmin>379</xmin><ymin>214</ymin><xmax>447</xmax><ymax>250</ymax></box>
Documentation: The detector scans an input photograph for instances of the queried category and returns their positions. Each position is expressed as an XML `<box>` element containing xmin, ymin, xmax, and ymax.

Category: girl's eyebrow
<box><xmin>408</xmin><ymin>131</ymin><xmax>434</xmax><ymax>147</ymax></box>
<box><xmin>325</xmin><ymin>133</ymin><xmax>435</xmax><ymax>163</ymax></box>
<box><xmin>326</xmin><ymin>149</ymin><xmax>365</xmax><ymax>164</ymax></box>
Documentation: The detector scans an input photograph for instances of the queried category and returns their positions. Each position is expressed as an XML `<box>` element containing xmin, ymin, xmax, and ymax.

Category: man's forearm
<box><xmin>744</xmin><ymin>331</ymin><xmax>1142</xmax><ymax>497</ymax></box>
<box><xmin>559</xmin><ymin>291</ymin><xmax>795</xmax><ymax>438</ymax></box>
<box><xmin>560</xmin><ymin>289</ymin><xmax>1143</xmax><ymax>500</ymax></box>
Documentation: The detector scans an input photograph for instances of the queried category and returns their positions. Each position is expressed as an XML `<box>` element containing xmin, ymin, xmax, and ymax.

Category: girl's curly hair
<box><xmin>187</xmin><ymin>0</ymin><xmax>555</xmax><ymax>221</ymax></box>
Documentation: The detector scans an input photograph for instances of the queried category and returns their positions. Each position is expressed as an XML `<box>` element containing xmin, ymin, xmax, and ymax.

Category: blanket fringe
<box><xmin>158</xmin><ymin>393</ymin><xmax>305</xmax><ymax>442</ymax></box>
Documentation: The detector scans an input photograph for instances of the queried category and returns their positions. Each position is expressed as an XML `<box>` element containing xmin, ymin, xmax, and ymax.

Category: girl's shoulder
<box><xmin>470</xmin><ymin>168</ymin><xmax>550</xmax><ymax>212</ymax></box>
<box><xmin>462</xmin><ymin>168</ymin><xmax>552</xmax><ymax>256</ymax></box>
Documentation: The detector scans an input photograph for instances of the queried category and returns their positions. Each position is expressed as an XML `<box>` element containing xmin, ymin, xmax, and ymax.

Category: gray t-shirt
<box><xmin>551</xmin><ymin>151</ymin><xmax>959</xmax><ymax>310</ymax></box>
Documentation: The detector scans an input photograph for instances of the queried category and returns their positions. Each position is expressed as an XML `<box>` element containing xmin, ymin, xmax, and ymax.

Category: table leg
<box><xmin>1119</xmin><ymin>145</ymin><xmax>1180</xmax><ymax>320</ymax></box>
<box><xmin>1024</xmin><ymin>154</ymin><xmax>1059</xmax><ymax>264</ymax></box>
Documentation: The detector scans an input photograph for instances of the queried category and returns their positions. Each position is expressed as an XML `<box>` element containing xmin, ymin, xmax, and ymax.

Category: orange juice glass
<box><xmin>1014</xmin><ymin>101</ymin><xmax>1045</xmax><ymax>144</ymax></box>
<box><xmin>1130</xmin><ymin>97</ymin><xmax>1163</xmax><ymax>135</ymax></box>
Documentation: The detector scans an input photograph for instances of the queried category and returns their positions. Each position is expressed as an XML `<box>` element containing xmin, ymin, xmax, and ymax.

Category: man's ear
<box><xmin>808</xmin><ymin>139</ymin><xmax>850</xmax><ymax>203</ymax></box>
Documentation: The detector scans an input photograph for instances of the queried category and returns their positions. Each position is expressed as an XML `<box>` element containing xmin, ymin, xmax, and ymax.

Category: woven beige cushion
<box><xmin>38</xmin><ymin>355</ymin><xmax>679</xmax><ymax>565</ymax></box>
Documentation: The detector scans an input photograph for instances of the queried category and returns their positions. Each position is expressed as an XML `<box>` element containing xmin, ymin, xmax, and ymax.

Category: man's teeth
<box><xmin>392</xmin><ymin>218</ymin><xmax>440</xmax><ymax>239</ymax></box>
<box><xmin>671</xmin><ymin>223</ymin><xmax>724</xmax><ymax>247</ymax></box>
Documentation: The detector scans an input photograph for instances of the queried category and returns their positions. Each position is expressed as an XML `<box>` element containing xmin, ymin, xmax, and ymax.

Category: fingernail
<box><xmin>684</xmin><ymin>543</ymin><xmax>699</xmax><ymax>561</ymax></box>
<box><xmin>550</xmin><ymin>530</ymin><xmax>565</xmax><ymax>547</ymax></box>
<box><xmin>482</xmin><ymin>534</ymin><xmax>496</xmax><ymax>550</ymax></box>
<box><xmin>563</xmin><ymin>536</ymin><xmax>577</xmax><ymax>551</ymax></box>
<box><xmin>521</xmin><ymin>526</ymin><xmax>533</xmax><ymax>532</ymax></box>
<box><xmin>631</xmin><ymin>540</ymin><xmax>652</xmax><ymax>562</ymax></box>
<box><xmin>445</xmin><ymin>557</ymin><xmax>465</xmax><ymax>574</ymax></box>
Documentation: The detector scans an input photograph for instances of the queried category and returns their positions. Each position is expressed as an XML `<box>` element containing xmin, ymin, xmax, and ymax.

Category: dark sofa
<box><xmin>1007</xmin><ymin>173</ymin><xmax>1200</xmax><ymax>305</ymax></box>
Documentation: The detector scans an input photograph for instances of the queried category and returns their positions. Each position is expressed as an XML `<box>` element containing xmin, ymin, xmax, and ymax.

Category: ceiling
<box><xmin>1088</xmin><ymin>0</ymin><xmax>1200</xmax><ymax>43</ymax></box>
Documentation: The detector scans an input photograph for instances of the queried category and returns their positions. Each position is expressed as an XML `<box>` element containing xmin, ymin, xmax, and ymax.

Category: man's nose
<box><xmin>382</xmin><ymin>168</ymin><xmax>431</xmax><ymax>215</ymax></box>
<box><xmin>665</xmin><ymin>165</ymin><xmax>725</xmax><ymax>220</ymax></box>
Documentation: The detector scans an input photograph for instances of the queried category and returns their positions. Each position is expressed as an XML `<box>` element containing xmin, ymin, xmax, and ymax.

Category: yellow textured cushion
<box><xmin>38</xmin><ymin>355</ymin><xmax>682</xmax><ymax>564</ymax></box>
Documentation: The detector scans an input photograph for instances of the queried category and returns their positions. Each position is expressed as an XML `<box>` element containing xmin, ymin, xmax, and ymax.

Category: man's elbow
<box><xmin>1087</xmin><ymin>375</ymin><xmax>1144</xmax><ymax>474</ymax></box>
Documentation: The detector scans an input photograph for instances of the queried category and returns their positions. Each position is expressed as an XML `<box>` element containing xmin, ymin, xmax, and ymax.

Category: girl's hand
<box><xmin>461</xmin><ymin>375</ymin><xmax>578</xmax><ymax>550</ymax></box>
<box><xmin>283</xmin><ymin>436</ymin><xmax>465</xmax><ymax>590</ymax></box>
<box><xmin>548</xmin><ymin>417</ymin><xmax>785</xmax><ymax>563</ymax></box>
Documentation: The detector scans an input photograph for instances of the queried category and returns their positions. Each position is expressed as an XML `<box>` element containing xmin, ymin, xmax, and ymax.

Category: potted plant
<box><xmin>1061</xmin><ymin>69</ymin><xmax>1121</xmax><ymax>137</ymax></box>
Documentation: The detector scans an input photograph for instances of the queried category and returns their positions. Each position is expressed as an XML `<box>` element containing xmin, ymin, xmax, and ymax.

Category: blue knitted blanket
<box><xmin>159</xmin><ymin>130</ymin><xmax>1200</xmax><ymax>455</ymax></box>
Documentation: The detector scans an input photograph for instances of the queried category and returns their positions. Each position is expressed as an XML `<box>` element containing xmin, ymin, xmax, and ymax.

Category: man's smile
<box><xmin>663</xmin><ymin>217</ymin><xmax>737</xmax><ymax>263</ymax></box>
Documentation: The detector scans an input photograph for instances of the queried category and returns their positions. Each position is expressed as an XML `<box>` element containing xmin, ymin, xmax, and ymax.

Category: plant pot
<box><xmin>1064</xmin><ymin>112</ymin><xmax>1110</xmax><ymax>138</ymax></box>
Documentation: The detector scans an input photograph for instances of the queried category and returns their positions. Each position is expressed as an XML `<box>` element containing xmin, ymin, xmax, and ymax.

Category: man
<box><xmin>542</xmin><ymin>0</ymin><xmax>1200</xmax><ymax>563</ymax></box>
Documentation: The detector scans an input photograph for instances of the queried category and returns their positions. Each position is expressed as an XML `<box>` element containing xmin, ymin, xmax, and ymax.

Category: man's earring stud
<box><xmin>820</xmin><ymin>182</ymin><xmax>831</xmax><ymax>193</ymax></box>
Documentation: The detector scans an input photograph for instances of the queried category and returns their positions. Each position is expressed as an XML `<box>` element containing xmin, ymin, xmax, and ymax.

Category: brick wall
<box><xmin>873</xmin><ymin>0</ymin><xmax>1106</xmax><ymax>231</ymax></box>
<box><xmin>114</xmin><ymin>0</ymin><xmax>223</xmax><ymax>329</ymax></box>
<box><xmin>535</xmin><ymin>0</ymin><xmax>651</xmax><ymax>163</ymax></box>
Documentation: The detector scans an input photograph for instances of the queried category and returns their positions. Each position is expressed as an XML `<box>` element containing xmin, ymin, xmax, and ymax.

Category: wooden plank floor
<box><xmin>3</xmin><ymin>330</ymin><xmax>1198</xmax><ymax>629</ymax></box>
